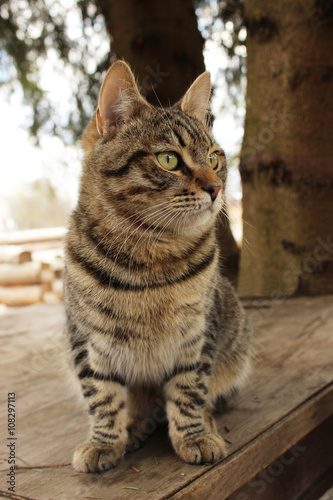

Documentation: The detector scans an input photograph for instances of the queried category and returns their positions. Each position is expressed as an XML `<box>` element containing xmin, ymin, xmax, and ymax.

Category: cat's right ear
<box><xmin>96</xmin><ymin>61</ymin><xmax>146</xmax><ymax>135</ymax></box>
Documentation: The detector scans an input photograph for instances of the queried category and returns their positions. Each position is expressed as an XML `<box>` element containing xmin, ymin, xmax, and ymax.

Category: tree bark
<box><xmin>238</xmin><ymin>0</ymin><xmax>333</xmax><ymax>296</ymax></box>
<box><xmin>98</xmin><ymin>0</ymin><xmax>206</xmax><ymax>105</ymax></box>
<box><xmin>96</xmin><ymin>0</ymin><xmax>240</xmax><ymax>283</ymax></box>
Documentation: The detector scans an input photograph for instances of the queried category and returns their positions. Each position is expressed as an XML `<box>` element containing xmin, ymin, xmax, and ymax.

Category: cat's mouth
<box><xmin>191</xmin><ymin>197</ymin><xmax>222</xmax><ymax>216</ymax></box>
<box><xmin>166</xmin><ymin>200</ymin><xmax>221</xmax><ymax>235</ymax></box>
<box><xmin>174</xmin><ymin>193</ymin><xmax>222</xmax><ymax>214</ymax></box>
<box><xmin>186</xmin><ymin>202</ymin><xmax>213</xmax><ymax>217</ymax></box>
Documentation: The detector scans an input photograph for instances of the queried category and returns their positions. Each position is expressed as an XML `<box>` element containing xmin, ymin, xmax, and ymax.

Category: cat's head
<box><xmin>81</xmin><ymin>61</ymin><xmax>227</xmax><ymax>237</ymax></box>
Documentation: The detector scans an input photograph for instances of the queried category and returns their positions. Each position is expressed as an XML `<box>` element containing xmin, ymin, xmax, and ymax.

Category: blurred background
<box><xmin>0</xmin><ymin>0</ymin><xmax>332</xmax><ymax>307</ymax></box>
<box><xmin>0</xmin><ymin>0</ymin><xmax>246</xmax><ymax>306</ymax></box>
<box><xmin>0</xmin><ymin>0</ymin><xmax>245</xmax><ymax>234</ymax></box>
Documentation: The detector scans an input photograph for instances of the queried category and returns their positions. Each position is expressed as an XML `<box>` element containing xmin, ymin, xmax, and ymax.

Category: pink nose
<box><xmin>203</xmin><ymin>184</ymin><xmax>221</xmax><ymax>202</ymax></box>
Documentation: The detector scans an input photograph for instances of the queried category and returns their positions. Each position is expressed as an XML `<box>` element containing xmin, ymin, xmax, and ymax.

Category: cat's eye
<box><xmin>157</xmin><ymin>152</ymin><xmax>179</xmax><ymax>171</ymax></box>
<box><xmin>208</xmin><ymin>153</ymin><xmax>219</xmax><ymax>170</ymax></box>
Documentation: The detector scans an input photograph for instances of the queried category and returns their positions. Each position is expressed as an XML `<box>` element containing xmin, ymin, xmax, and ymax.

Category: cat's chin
<box><xmin>177</xmin><ymin>209</ymin><xmax>218</xmax><ymax>237</ymax></box>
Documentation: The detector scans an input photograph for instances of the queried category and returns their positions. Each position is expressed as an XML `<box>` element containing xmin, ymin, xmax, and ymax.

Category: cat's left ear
<box><xmin>96</xmin><ymin>60</ymin><xmax>147</xmax><ymax>135</ymax></box>
<box><xmin>176</xmin><ymin>71</ymin><xmax>211</xmax><ymax>123</ymax></box>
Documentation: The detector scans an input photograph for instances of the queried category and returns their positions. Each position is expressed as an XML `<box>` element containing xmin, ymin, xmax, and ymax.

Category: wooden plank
<box><xmin>0</xmin><ymin>493</ymin><xmax>38</xmax><ymax>500</ymax></box>
<box><xmin>0</xmin><ymin>286</ymin><xmax>42</xmax><ymax>306</ymax></box>
<box><xmin>0</xmin><ymin>262</ymin><xmax>54</xmax><ymax>286</ymax></box>
<box><xmin>170</xmin><ymin>386</ymin><xmax>333</xmax><ymax>500</ymax></box>
<box><xmin>0</xmin><ymin>492</ymin><xmax>38</xmax><ymax>500</ymax></box>
<box><xmin>303</xmin><ymin>474</ymin><xmax>333</xmax><ymax>500</ymax></box>
<box><xmin>0</xmin><ymin>296</ymin><xmax>332</xmax><ymax>500</ymax></box>
<box><xmin>226</xmin><ymin>416</ymin><xmax>333</xmax><ymax>500</ymax></box>
<box><xmin>0</xmin><ymin>246</ymin><xmax>31</xmax><ymax>265</ymax></box>
<box><xmin>0</xmin><ymin>228</ymin><xmax>66</xmax><ymax>246</ymax></box>
<box><xmin>0</xmin><ymin>262</ymin><xmax>44</xmax><ymax>286</ymax></box>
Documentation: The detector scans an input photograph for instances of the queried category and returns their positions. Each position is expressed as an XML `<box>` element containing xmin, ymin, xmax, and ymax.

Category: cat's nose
<box><xmin>203</xmin><ymin>184</ymin><xmax>221</xmax><ymax>202</ymax></box>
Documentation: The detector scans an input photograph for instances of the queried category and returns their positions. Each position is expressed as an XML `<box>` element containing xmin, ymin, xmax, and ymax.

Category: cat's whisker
<box><xmin>178</xmin><ymin>211</ymin><xmax>189</xmax><ymax>235</ymax></box>
<box><xmin>86</xmin><ymin>201</ymin><xmax>172</xmax><ymax>261</ymax></box>
<box><xmin>126</xmin><ymin>207</ymin><xmax>175</xmax><ymax>272</ymax></box>
<box><xmin>112</xmin><ymin>205</ymin><xmax>173</xmax><ymax>274</ymax></box>
<box><xmin>177</xmin><ymin>211</ymin><xmax>190</xmax><ymax>237</ymax></box>
<box><xmin>109</xmin><ymin>211</ymin><xmax>168</xmax><ymax>272</ymax></box>
<box><xmin>218</xmin><ymin>206</ymin><xmax>255</xmax><ymax>255</ymax></box>
<box><xmin>127</xmin><ymin>205</ymin><xmax>177</xmax><ymax>267</ymax></box>
<box><xmin>242</xmin><ymin>218</ymin><xmax>257</xmax><ymax>230</ymax></box>
<box><xmin>241</xmin><ymin>235</ymin><xmax>255</xmax><ymax>256</ymax></box>
<box><xmin>109</xmin><ymin>202</ymin><xmax>171</xmax><ymax>246</ymax></box>
<box><xmin>173</xmin><ymin>210</ymin><xmax>187</xmax><ymax>237</ymax></box>
<box><xmin>148</xmin><ymin>211</ymin><xmax>181</xmax><ymax>268</ymax></box>
<box><xmin>131</xmin><ymin>206</ymin><xmax>177</xmax><ymax>269</ymax></box>
<box><xmin>226</xmin><ymin>197</ymin><xmax>258</xmax><ymax>231</ymax></box>
<box><xmin>147</xmin><ymin>209</ymin><xmax>178</xmax><ymax>253</ymax></box>
<box><xmin>173</xmin><ymin>212</ymin><xmax>183</xmax><ymax>239</ymax></box>
<box><xmin>217</xmin><ymin>211</ymin><xmax>227</xmax><ymax>229</ymax></box>
<box><xmin>221</xmin><ymin>206</ymin><xmax>231</xmax><ymax>222</ymax></box>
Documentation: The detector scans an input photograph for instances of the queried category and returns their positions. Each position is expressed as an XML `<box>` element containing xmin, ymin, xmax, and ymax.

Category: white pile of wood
<box><xmin>0</xmin><ymin>227</ymin><xmax>66</xmax><ymax>307</ymax></box>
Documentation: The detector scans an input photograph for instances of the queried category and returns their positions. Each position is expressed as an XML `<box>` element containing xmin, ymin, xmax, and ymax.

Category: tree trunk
<box><xmin>238</xmin><ymin>0</ymin><xmax>333</xmax><ymax>296</ymax></box>
<box><xmin>97</xmin><ymin>0</ymin><xmax>240</xmax><ymax>283</ymax></box>
<box><xmin>98</xmin><ymin>0</ymin><xmax>206</xmax><ymax>105</ymax></box>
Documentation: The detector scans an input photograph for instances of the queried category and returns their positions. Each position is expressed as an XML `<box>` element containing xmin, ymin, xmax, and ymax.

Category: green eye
<box><xmin>208</xmin><ymin>153</ymin><xmax>219</xmax><ymax>170</ymax></box>
<box><xmin>157</xmin><ymin>152</ymin><xmax>179</xmax><ymax>171</ymax></box>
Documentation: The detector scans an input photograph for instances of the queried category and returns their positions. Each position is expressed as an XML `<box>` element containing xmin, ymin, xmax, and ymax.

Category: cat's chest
<box><xmin>96</xmin><ymin>290</ymin><xmax>206</xmax><ymax>385</ymax></box>
<box><xmin>107</xmin><ymin>320</ymin><xmax>205</xmax><ymax>386</ymax></box>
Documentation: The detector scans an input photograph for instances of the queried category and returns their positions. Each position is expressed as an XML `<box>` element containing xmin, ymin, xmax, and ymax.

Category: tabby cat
<box><xmin>64</xmin><ymin>61</ymin><xmax>254</xmax><ymax>473</ymax></box>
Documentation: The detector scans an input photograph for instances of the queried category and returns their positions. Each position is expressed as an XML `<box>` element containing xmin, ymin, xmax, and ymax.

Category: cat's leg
<box><xmin>207</xmin><ymin>278</ymin><xmax>254</xmax><ymax>412</ymax></box>
<box><xmin>207</xmin><ymin>356</ymin><xmax>252</xmax><ymax>412</ymax></box>
<box><xmin>73</xmin><ymin>377</ymin><xmax>128</xmax><ymax>472</ymax></box>
<box><xmin>164</xmin><ymin>364</ymin><xmax>227</xmax><ymax>464</ymax></box>
<box><xmin>70</xmin><ymin>342</ymin><xmax>129</xmax><ymax>472</ymax></box>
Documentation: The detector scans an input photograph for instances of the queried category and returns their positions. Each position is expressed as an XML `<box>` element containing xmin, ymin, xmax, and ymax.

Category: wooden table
<box><xmin>0</xmin><ymin>296</ymin><xmax>332</xmax><ymax>500</ymax></box>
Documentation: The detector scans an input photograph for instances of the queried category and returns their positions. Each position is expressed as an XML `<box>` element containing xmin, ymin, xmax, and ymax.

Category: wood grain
<box><xmin>205</xmin><ymin>415</ymin><xmax>333</xmax><ymax>500</ymax></box>
<box><xmin>0</xmin><ymin>295</ymin><xmax>332</xmax><ymax>499</ymax></box>
<box><xmin>0</xmin><ymin>227</ymin><xmax>66</xmax><ymax>246</ymax></box>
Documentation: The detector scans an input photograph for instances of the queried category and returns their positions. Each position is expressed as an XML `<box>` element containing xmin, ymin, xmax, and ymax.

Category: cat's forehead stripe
<box><xmin>172</xmin><ymin>111</ymin><xmax>202</xmax><ymax>141</ymax></box>
<box><xmin>173</xmin><ymin>129</ymin><xmax>186</xmax><ymax>148</ymax></box>
<box><xmin>155</xmin><ymin>109</ymin><xmax>213</xmax><ymax>149</ymax></box>
<box><xmin>175</xmin><ymin>113</ymin><xmax>213</xmax><ymax>148</ymax></box>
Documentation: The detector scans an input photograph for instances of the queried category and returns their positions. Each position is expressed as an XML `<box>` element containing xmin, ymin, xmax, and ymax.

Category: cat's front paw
<box><xmin>176</xmin><ymin>432</ymin><xmax>227</xmax><ymax>464</ymax></box>
<box><xmin>73</xmin><ymin>442</ymin><xmax>125</xmax><ymax>472</ymax></box>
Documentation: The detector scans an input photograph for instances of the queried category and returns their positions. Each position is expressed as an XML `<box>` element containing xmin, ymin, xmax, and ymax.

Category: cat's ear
<box><xmin>176</xmin><ymin>71</ymin><xmax>211</xmax><ymax>123</ymax></box>
<box><xmin>96</xmin><ymin>61</ymin><xmax>146</xmax><ymax>135</ymax></box>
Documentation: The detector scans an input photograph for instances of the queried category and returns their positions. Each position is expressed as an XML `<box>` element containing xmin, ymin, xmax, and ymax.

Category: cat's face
<box><xmin>82</xmin><ymin>62</ymin><xmax>226</xmax><ymax>237</ymax></box>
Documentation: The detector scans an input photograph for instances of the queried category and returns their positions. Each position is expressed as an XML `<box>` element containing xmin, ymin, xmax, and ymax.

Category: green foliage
<box><xmin>0</xmin><ymin>0</ymin><xmax>246</xmax><ymax>142</ymax></box>
<box><xmin>196</xmin><ymin>0</ymin><xmax>246</xmax><ymax>105</ymax></box>
<box><xmin>0</xmin><ymin>0</ymin><xmax>110</xmax><ymax>142</ymax></box>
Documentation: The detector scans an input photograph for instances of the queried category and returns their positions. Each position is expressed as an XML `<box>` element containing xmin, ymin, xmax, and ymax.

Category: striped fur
<box><xmin>64</xmin><ymin>61</ymin><xmax>254</xmax><ymax>472</ymax></box>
